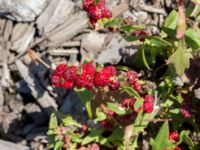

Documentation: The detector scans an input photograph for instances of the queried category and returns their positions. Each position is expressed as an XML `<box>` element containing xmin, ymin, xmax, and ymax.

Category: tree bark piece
<box><xmin>36</xmin><ymin>0</ymin><xmax>74</xmax><ymax>35</ymax></box>
<box><xmin>0</xmin><ymin>0</ymin><xmax>48</xmax><ymax>22</ymax></box>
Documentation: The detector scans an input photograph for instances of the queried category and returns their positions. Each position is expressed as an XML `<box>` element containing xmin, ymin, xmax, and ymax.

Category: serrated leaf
<box><xmin>185</xmin><ymin>28</ymin><xmax>200</xmax><ymax>51</ymax></box>
<box><xmin>107</xmin><ymin>102</ymin><xmax>126</xmax><ymax>115</ymax></box>
<box><xmin>150</xmin><ymin>121</ymin><xmax>173</xmax><ymax>150</ymax></box>
<box><xmin>62</xmin><ymin>115</ymin><xmax>81</xmax><ymax>128</ymax></box>
<box><xmin>76</xmin><ymin>88</ymin><xmax>94</xmax><ymax>119</ymax></box>
<box><xmin>49</xmin><ymin>113</ymin><xmax>58</xmax><ymax>129</ymax></box>
<box><xmin>162</xmin><ymin>10</ymin><xmax>178</xmax><ymax>37</ymax></box>
<box><xmin>168</xmin><ymin>40</ymin><xmax>192</xmax><ymax>75</ymax></box>
<box><xmin>95</xmin><ymin>108</ymin><xmax>107</xmax><ymax>122</ymax></box>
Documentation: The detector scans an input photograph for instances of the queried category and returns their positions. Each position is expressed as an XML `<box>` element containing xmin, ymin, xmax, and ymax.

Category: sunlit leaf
<box><xmin>107</xmin><ymin>102</ymin><xmax>126</xmax><ymax>115</ymax></box>
<box><xmin>49</xmin><ymin>113</ymin><xmax>58</xmax><ymax>129</ymax></box>
<box><xmin>185</xmin><ymin>28</ymin><xmax>200</xmax><ymax>51</ymax></box>
<box><xmin>62</xmin><ymin>115</ymin><xmax>81</xmax><ymax>128</ymax></box>
<box><xmin>95</xmin><ymin>108</ymin><xmax>107</xmax><ymax>122</ymax></box>
<box><xmin>162</xmin><ymin>10</ymin><xmax>178</xmax><ymax>37</ymax></box>
<box><xmin>168</xmin><ymin>40</ymin><xmax>192</xmax><ymax>75</ymax></box>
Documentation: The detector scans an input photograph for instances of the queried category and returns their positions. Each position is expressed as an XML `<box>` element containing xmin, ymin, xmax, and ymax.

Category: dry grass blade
<box><xmin>27</xmin><ymin>49</ymin><xmax>51</xmax><ymax>69</ymax></box>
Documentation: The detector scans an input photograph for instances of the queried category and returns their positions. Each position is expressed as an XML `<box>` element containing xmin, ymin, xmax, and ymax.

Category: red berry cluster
<box><xmin>169</xmin><ymin>131</ymin><xmax>179</xmax><ymax>142</ymax></box>
<box><xmin>83</xmin><ymin>0</ymin><xmax>112</xmax><ymax>26</ymax></box>
<box><xmin>168</xmin><ymin>131</ymin><xmax>181</xmax><ymax>150</ymax></box>
<box><xmin>51</xmin><ymin>63</ymin><xmax>119</xmax><ymax>90</ymax></box>
<box><xmin>143</xmin><ymin>94</ymin><xmax>154</xmax><ymax>113</ymax></box>
<box><xmin>127</xmin><ymin>70</ymin><xmax>141</xmax><ymax>92</ymax></box>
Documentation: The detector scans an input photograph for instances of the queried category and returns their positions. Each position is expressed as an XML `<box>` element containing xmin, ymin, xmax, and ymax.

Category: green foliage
<box><xmin>107</xmin><ymin>102</ymin><xmax>126</xmax><ymax>115</ymax></box>
<box><xmin>62</xmin><ymin>115</ymin><xmax>82</xmax><ymax>128</ymax></box>
<box><xmin>150</xmin><ymin>121</ymin><xmax>174</xmax><ymax>150</ymax></box>
<box><xmin>162</xmin><ymin>10</ymin><xmax>178</xmax><ymax>38</ymax></box>
<box><xmin>185</xmin><ymin>28</ymin><xmax>200</xmax><ymax>51</ymax></box>
<box><xmin>95</xmin><ymin>108</ymin><xmax>107</xmax><ymax>121</ymax></box>
<box><xmin>168</xmin><ymin>40</ymin><xmax>192</xmax><ymax>75</ymax></box>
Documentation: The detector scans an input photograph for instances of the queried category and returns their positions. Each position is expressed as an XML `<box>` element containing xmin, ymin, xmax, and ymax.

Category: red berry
<box><xmin>127</xmin><ymin>70</ymin><xmax>138</xmax><ymax>84</ymax></box>
<box><xmin>75</xmin><ymin>63</ymin><xmax>96</xmax><ymax>89</ymax></box>
<box><xmin>109</xmin><ymin>81</ymin><xmax>120</xmax><ymax>90</ymax></box>
<box><xmin>133</xmin><ymin>82</ymin><xmax>141</xmax><ymax>92</ymax></box>
<box><xmin>144</xmin><ymin>94</ymin><xmax>154</xmax><ymax>103</ymax></box>
<box><xmin>83</xmin><ymin>0</ymin><xmax>94</xmax><ymax>11</ymax></box>
<box><xmin>121</xmin><ymin>98</ymin><xmax>135</xmax><ymax>108</ymax></box>
<box><xmin>88</xmin><ymin>4</ymin><xmax>105</xmax><ymax>20</ymax></box>
<box><xmin>60</xmin><ymin>78</ymin><xmax>74</xmax><ymax>89</ymax></box>
<box><xmin>94</xmin><ymin>66</ymin><xmax>117</xmax><ymax>87</ymax></box>
<box><xmin>169</xmin><ymin>131</ymin><xmax>179</xmax><ymax>142</ymax></box>
<box><xmin>143</xmin><ymin>101</ymin><xmax>154</xmax><ymax>113</ymax></box>
<box><xmin>54</xmin><ymin>64</ymin><xmax>67</xmax><ymax>75</ymax></box>
<box><xmin>51</xmin><ymin>74</ymin><xmax>61</xmax><ymax>88</ymax></box>
<box><xmin>174</xmin><ymin>147</ymin><xmax>181</xmax><ymax>150</ymax></box>
<box><xmin>63</xmin><ymin>66</ymin><xmax>78</xmax><ymax>81</ymax></box>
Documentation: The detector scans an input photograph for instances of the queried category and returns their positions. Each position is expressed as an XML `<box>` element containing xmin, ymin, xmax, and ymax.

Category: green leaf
<box><xmin>95</xmin><ymin>108</ymin><xmax>107</xmax><ymax>122</ymax></box>
<box><xmin>116</xmin><ymin>66</ymin><xmax>130</xmax><ymax>72</ymax></box>
<box><xmin>185</xmin><ymin>28</ymin><xmax>200</xmax><ymax>51</ymax></box>
<box><xmin>162</xmin><ymin>10</ymin><xmax>178</xmax><ymax>37</ymax></box>
<box><xmin>49</xmin><ymin>113</ymin><xmax>58</xmax><ymax>129</ymax></box>
<box><xmin>82</xmin><ymin>130</ymin><xmax>103</xmax><ymax>145</ymax></box>
<box><xmin>62</xmin><ymin>115</ymin><xmax>81</xmax><ymax>128</ymax></box>
<box><xmin>150</xmin><ymin>121</ymin><xmax>173</xmax><ymax>150</ymax></box>
<box><xmin>97</xmin><ymin>18</ymin><xmax>121</xmax><ymax>29</ymax></box>
<box><xmin>179</xmin><ymin>130</ymin><xmax>195</xmax><ymax>147</ymax></box>
<box><xmin>133</xmin><ymin>110</ymin><xmax>157</xmax><ymax>136</ymax></box>
<box><xmin>123</xmin><ymin>86</ymin><xmax>141</xmax><ymax>99</ymax></box>
<box><xmin>76</xmin><ymin>88</ymin><xmax>94</xmax><ymax>119</ymax></box>
<box><xmin>54</xmin><ymin>140</ymin><xmax>64</xmax><ymax>150</ymax></box>
<box><xmin>107</xmin><ymin>102</ymin><xmax>126</xmax><ymax>115</ymax></box>
<box><xmin>168</xmin><ymin>40</ymin><xmax>192</xmax><ymax>75</ymax></box>
<box><xmin>134</xmin><ymin>98</ymin><xmax>144</xmax><ymax>111</ymax></box>
<box><xmin>120</xmin><ymin>25</ymin><xmax>145</xmax><ymax>33</ymax></box>
<box><xmin>108</xmin><ymin>128</ymin><xmax>124</xmax><ymax>142</ymax></box>
<box><xmin>145</xmin><ymin>36</ymin><xmax>172</xmax><ymax>48</ymax></box>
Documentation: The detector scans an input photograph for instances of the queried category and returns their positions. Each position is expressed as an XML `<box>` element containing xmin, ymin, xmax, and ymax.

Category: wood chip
<box><xmin>0</xmin><ymin>139</ymin><xmax>30</xmax><ymax>150</ymax></box>
<box><xmin>10</xmin><ymin>23</ymin><xmax>35</xmax><ymax>54</ymax></box>
<box><xmin>36</xmin><ymin>0</ymin><xmax>74</xmax><ymax>35</ymax></box>
<box><xmin>0</xmin><ymin>0</ymin><xmax>48</xmax><ymax>22</ymax></box>
<box><xmin>41</xmin><ymin>12</ymin><xmax>88</xmax><ymax>48</ymax></box>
